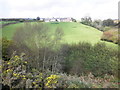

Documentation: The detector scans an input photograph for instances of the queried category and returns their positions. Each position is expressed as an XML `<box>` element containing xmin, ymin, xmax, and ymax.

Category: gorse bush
<box><xmin>1</xmin><ymin>53</ymin><xmax>61</xmax><ymax>88</ymax></box>
<box><xmin>1</xmin><ymin>38</ymin><xmax>13</xmax><ymax>60</ymax></box>
<box><xmin>63</xmin><ymin>42</ymin><xmax>118</xmax><ymax>76</ymax></box>
<box><xmin>1</xmin><ymin>38</ymin><xmax>31</xmax><ymax>61</ymax></box>
<box><xmin>1</xmin><ymin>54</ymin><xmax>118</xmax><ymax>88</ymax></box>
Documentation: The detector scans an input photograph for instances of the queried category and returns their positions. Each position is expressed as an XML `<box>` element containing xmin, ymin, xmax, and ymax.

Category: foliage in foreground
<box><xmin>1</xmin><ymin>53</ymin><xmax>119</xmax><ymax>88</ymax></box>
<box><xmin>1</xmin><ymin>37</ymin><xmax>119</xmax><ymax>77</ymax></box>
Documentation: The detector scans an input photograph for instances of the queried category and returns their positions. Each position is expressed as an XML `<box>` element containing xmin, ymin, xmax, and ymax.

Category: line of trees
<box><xmin>81</xmin><ymin>16</ymin><xmax>117</xmax><ymax>31</ymax></box>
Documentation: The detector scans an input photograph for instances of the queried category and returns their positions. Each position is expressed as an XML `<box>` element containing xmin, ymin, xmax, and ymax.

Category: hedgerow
<box><xmin>63</xmin><ymin>42</ymin><xmax>118</xmax><ymax>76</ymax></box>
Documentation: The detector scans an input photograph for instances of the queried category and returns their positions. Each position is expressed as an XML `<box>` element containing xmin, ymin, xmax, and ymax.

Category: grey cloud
<box><xmin>0</xmin><ymin>0</ymin><xmax>118</xmax><ymax>19</ymax></box>
<box><xmin>0</xmin><ymin>0</ymin><xmax>11</xmax><ymax>17</ymax></box>
<box><xmin>14</xmin><ymin>1</ymin><xmax>74</xmax><ymax>12</ymax></box>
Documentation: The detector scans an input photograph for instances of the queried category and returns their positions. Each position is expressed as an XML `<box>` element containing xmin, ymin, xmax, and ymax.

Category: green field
<box><xmin>1</xmin><ymin>22</ymin><xmax>118</xmax><ymax>48</ymax></box>
<box><xmin>1</xmin><ymin>23</ymin><xmax>23</xmax><ymax>39</ymax></box>
<box><xmin>45</xmin><ymin>22</ymin><xmax>102</xmax><ymax>44</ymax></box>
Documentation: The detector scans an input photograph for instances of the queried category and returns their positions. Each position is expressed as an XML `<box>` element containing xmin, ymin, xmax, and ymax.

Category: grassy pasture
<box><xmin>1</xmin><ymin>22</ymin><xmax>118</xmax><ymax>49</ymax></box>
<box><xmin>1</xmin><ymin>23</ymin><xmax>23</xmax><ymax>39</ymax></box>
<box><xmin>46</xmin><ymin>22</ymin><xmax>102</xmax><ymax>44</ymax></box>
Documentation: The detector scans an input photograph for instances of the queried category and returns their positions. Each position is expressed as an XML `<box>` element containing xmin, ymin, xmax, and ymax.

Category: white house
<box><xmin>60</xmin><ymin>17</ymin><xmax>72</xmax><ymax>22</ymax></box>
<box><xmin>50</xmin><ymin>18</ymin><xmax>56</xmax><ymax>22</ymax></box>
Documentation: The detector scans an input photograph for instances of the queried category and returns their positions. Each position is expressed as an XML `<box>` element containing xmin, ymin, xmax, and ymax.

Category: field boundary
<box><xmin>0</xmin><ymin>22</ymin><xmax>21</xmax><ymax>28</ymax></box>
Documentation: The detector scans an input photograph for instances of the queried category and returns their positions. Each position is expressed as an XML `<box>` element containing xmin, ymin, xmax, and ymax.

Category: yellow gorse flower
<box><xmin>46</xmin><ymin>75</ymin><xmax>60</xmax><ymax>80</ymax></box>
<box><xmin>35</xmin><ymin>85</ymin><xmax>38</xmax><ymax>87</ymax></box>
<box><xmin>24</xmin><ymin>61</ymin><xmax>27</xmax><ymax>64</ymax></box>
<box><xmin>14</xmin><ymin>55</ymin><xmax>20</xmax><ymax>60</ymax></box>
<box><xmin>22</xmin><ymin>75</ymin><xmax>25</xmax><ymax>78</ymax></box>
<box><xmin>45</xmin><ymin>75</ymin><xmax>60</xmax><ymax>88</ymax></box>
<box><xmin>13</xmin><ymin>73</ymin><xmax>20</xmax><ymax>77</ymax></box>
<box><xmin>13</xmin><ymin>73</ymin><xmax>17</xmax><ymax>76</ymax></box>
<box><xmin>7</xmin><ymin>62</ymin><xmax>11</xmax><ymax>65</ymax></box>
<box><xmin>6</xmin><ymin>69</ymin><xmax>12</xmax><ymax>72</ymax></box>
<box><xmin>33</xmin><ymin>82</ymin><xmax>36</xmax><ymax>85</ymax></box>
<box><xmin>23</xmin><ymin>78</ymin><xmax>26</xmax><ymax>80</ymax></box>
<box><xmin>0</xmin><ymin>65</ymin><xmax>2</xmax><ymax>69</ymax></box>
<box><xmin>15</xmin><ymin>55</ymin><xmax>19</xmax><ymax>58</ymax></box>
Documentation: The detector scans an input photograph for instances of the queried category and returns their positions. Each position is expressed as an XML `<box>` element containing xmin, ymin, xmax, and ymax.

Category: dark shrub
<box><xmin>1</xmin><ymin>38</ymin><xmax>13</xmax><ymax>60</ymax></box>
<box><xmin>63</xmin><ymin>42</ymin><xmax>118</xmax><ymax>76</ymax></box>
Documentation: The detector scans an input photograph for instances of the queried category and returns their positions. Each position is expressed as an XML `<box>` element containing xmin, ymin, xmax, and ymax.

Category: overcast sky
<box><xmin>0</xmin><ymin>0</ymin><xmax>119</xmax><ymax>20</ymax></box>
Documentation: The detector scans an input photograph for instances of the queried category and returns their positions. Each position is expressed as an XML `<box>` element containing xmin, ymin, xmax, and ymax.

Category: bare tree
<box><xmin>13</xmin><ymin>22</ymin><xmax>64</xmax><ymax>73</ymax></box>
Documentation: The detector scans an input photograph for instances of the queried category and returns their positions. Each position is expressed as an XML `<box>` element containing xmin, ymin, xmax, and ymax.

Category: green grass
<box><xmin>43</xmin><ymin>22</ymin><xmax>102</xmax><ymax>44</ymax></box>
<box><xmin>1</xmin><ymin>22</ymin><xmax>118</xmax><ymax>49</ymax></box>
<box><xmin>1</xmin><ymin>23</ymin><xmax>23</xmax><ymax>39</ymax></box>
<box><xmin>43</xmin><ymin>22</ymin><xmax>118</xmax><ymax>49</ymax></box>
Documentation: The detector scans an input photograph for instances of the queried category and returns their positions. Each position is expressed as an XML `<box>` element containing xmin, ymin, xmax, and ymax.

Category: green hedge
<box><xmin>63</xmin><ymin>42</ymin><xmax>118</xmax><ymax>76</ymax></box>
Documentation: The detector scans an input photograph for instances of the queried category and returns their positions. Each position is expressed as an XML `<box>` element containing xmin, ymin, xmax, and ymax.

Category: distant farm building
<box><xmin>41</xmin><ymin>17</ymin><xmax>73</xmax><ymax>22</ymax></box>
<box><xmin>60</xmin><ymin>17</ymin><xmax>72</xmax><ymax>22</ymax></box>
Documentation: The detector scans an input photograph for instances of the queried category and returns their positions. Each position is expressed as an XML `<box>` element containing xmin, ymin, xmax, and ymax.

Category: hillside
<box><xmin>45</xmin><ymin>22</ymin><xmax>102</xmax><ymax>44</ymax></box>
<box><xmin>1</xmin><ymin>22</ymin><xmax>118</xmax><ymax>48</ymax></box>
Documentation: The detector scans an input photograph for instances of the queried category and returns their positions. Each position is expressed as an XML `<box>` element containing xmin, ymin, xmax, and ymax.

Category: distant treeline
<box><xmin>1</xmin><ymin>18</ymin><xmax>36</xmax><ymax>22</ymax></box>
<box><xmin>0</xmin><ymin>18</ymin><xmax>36</xmax><ymax>27</ymax></box>
<box><xmin>80</xmin><ymin>16</ymin><xmax>119</xmax><ymax>31</ymax></box>
<box><xmin>1</xmin><ymin>18</ymin><xmax>25</xmax><ymax>21</ymax></box>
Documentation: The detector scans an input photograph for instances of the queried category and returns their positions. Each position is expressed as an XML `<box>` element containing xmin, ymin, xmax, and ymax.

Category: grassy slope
<box><xmin>1</xmin><ymin>23</ymin><xmax>23</xmax><ymax>39</ymax></box>
<box><xmin>45</xmin><ymin>22</ymin><xmax>102</xmax><ymax>44</ymax></box>
<box><xmin>45</xmin><ymin>22</ymin><xmax>118</xmax><ymax>49</ymax></box>
<box><xmin>1</xmin><ymin>22</ymin><xmax>118</xmax><ymax>48</ymax></box>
